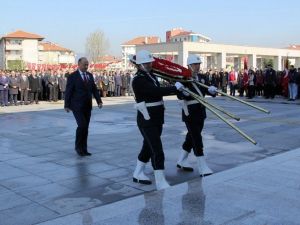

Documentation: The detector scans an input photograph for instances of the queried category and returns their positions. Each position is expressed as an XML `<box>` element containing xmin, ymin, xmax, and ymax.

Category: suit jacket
<box><xmin>64</xmin><ymin>70</ymin><xmax>102</xmax><ymax>111</ymax></box>
<box><xmin>29</xmin><ymin>76</ymin><xmax>41</xmax><ymax>92</ymax></box>
<box><xmin>264</xmin><ymin>69</ymin><xmax>276</xmax><ymax>85</ymax></box>
<box><xmin>47</xmin><ymin>75</ymin><xmax>58</xmax><ymax>86</ymax></box>
<box><xmin>9</xmin><ymin>77</ymin><xmax>19</xmax><ymax>94</ymax></box>
<box><xmin>0</xmin><ymin>76</ymin><xmax>9</xmax><ymax>91</ymax></box>
<box><xmin>18</xmin><ymin>76</ymin><xmax>30</xmax><ymax>90</ymax></box>
<box><xmin>58</xmin><ymin>77</ymin><xmax>67</xmax><ymax>92</ymax></box>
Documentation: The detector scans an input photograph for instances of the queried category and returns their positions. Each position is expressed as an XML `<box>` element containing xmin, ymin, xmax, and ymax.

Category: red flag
<box><xmin>243</xmin><ymin>57</ymin><xmax>248</xmax><ymax>70</ymax></box>
<box><xmin>152</xmin><ymin>57</ymin><xmax>192</xmax><ymax>79</ymax></box>
<box><xmin>284</xmin><ymin>58</ymin><xmax>289</xmax><ymax>70</ymax></box>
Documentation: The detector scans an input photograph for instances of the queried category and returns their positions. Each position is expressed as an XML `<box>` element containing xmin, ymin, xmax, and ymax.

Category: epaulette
<box><xmin>132</xmin><ymin>72</ymin><xmax>145</xmax><ymax>80</ymax></box>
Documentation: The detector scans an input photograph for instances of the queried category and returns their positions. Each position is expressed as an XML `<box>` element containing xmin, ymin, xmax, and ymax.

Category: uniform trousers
<box><xmin>182</xmin><ymin>120</ymin><xmax>205</xmax><ymax>156</ymax></box>
<box><xmin>138</xmin><ymin>124</ymin><xmax>165</xmax><ymax>170</ymax></box>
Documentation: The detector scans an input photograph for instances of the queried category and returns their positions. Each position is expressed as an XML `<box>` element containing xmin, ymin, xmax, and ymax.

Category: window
<box><xmin>11</xmin><ymin>39</ymin><xmax>22</xmax><ymax>45</ymax></box>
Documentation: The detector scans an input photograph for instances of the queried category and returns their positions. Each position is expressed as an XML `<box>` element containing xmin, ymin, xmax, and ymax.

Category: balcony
<box><xmin>6</xmin><ymin>54</ymin><xmax>22</xmax><ymax>60</ymax></box>
<box><xmin>6</xmin><ymin>44</ymin><xmax>23</xmax><ymax>51</ymax></box>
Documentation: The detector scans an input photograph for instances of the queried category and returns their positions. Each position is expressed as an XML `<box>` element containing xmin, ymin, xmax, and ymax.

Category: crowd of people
<box><xmin>0</xmin><ymin>69</ymin><xmax>135</xmax><ymax>107</ymax></box>
<box><xmin>1</xmin><ymin>64</ymin><xmax>299</xmax><ymax>107</ymax></box>
<box><xmin>203</xmin><ymin>64</ymin><xmax>300</xmax><ymax>101</ymax></box>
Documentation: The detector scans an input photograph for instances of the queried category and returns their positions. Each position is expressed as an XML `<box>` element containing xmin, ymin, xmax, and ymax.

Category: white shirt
<box><xmin>78</xmin><ymin>69</ymin><xmax>89</xmax><ymax>81</ymax></box>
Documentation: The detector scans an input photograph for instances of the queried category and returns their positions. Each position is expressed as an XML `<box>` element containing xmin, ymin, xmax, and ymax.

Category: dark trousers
<box><xmin>264</xmin><ymin>84</ymin><xmax>275</xmax><ymax>99</ymax></box>
<box><xmin>10</xmin><ymin>94</ymin><xmax>18</xmax><ymax>104</ymax></box>
<box><xmin>72</xmin><ymin>109</ymin><xmax>91</xmax><ymax>152</ymax></box>
<box><xmin>39</xmin><ymin>88</ymin><xmax>44</xmax><ymax>100</ymax></box>
<box><xmin>221</xmin><ymin>86</ymin><xmax>227</xmax><ymax>94</ymax></box>
<box><xmin>182</xmin><ymin>120</ymin><xmax>205</xmax><ymax>156</ymax></box>
<box><xmin>248</xmin><ymin>85</ymin><xmax>255</xmax><ymax>99</ymax></box>
<box><xmin>0</xmin><ymin>90</ymin><xmax>9</xmax><ymax>105</ymax></box>
<box><xmin>256</xmin><ymin>84</ymin><xmax>263</xmax><ymax>96</ymax></box>
<box><xmin>138</xmin><ymin>125</ymin><xmax>165</xmax><ymax>170</ymax></box>
<box><xmin>43</xmin><ymin>84</ymin><xmax>48</xmax><ymax>100</ymax></box>
<box><xmin>20</xmin><ymin>89</ymin><xmax>28</xmax><ymax>103</ymax></box>
<box><xmin>239</xmin><ymin>86</ymin><xmax>246</xmax><ymax>97</ymax></box>
<box><xmin>60</xmin><ymin>91</ymin><xmax>65</xmax><ymax>100</ymax></box>
<box><xmin>49</xmin><ymin>85</ymin><xmax>58</xmax><ymax>101</ymax></box>
<box><xmin>30</xmin><ymin>92</ymin><xmax>39</xmax><ymax>103</ymax></box>
<box><xmin>229</xmin><ymin>83</ymin><xmax>236</xmax><ymax>96</ymax></box>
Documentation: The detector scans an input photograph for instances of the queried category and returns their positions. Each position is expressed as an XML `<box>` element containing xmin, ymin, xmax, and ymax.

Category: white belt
<box><xmin>178</xmin><ymin>100</ymin><xmax>200</xmax><ymax>116</ymax></box>
<box><xmin>185</xmin><ymin>100</ymin><xmax>199</xmax><ymax>106</ymax></box>
<box><xmin>134</xmin><ymin>101</ymin><xmax>164</xmax><ymax>120</ymax></box>
<box><xmin>145</xmin><ymin>101</ymin><xmax>164</xmax><ymax>107</ymax></box>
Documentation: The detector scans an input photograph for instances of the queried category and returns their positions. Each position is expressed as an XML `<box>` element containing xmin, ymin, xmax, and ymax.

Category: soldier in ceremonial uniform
<box><xmin>176</xmin><ymin>55</ymin><xmax>217</xmax><ymax>176</ymax></box>
<box><xmin>131</xmin><ymin>50</ymin><xmax>184</xmax><ymax>190</ymax></box>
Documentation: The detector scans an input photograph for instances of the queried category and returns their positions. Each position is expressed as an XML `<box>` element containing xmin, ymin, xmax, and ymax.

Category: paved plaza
<box><xmin>0</xmin><ymin>96</ymin><xmax>300</xmax><ymax>225</ymax></box>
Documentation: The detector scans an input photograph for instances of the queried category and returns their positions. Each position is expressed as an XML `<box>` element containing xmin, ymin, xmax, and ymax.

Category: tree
<box><xmin>85</xmin><ymin>30</ymin><xmax>109</xmax><ymax>63</ymax></box>
<box><xmin>263</xmin><ymin>58</ymin><xmax>274</xmax><ymax>68</ymax></box>
<box><xmin>7</xmin><ymin>60</ymin><xmax>25</xmax><ymax>70</ymax></box>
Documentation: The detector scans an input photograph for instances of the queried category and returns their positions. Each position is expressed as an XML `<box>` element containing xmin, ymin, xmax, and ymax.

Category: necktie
<box><xmin>83</xmin><ymin>72</ymin><xmax>88</xmax><ymax>84</ymax></box>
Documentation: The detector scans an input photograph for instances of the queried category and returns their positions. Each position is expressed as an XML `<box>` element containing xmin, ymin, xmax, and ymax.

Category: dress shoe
<box><xmin>75</xmin><ymin>149</ymin><xmax>85</xmax><ymax>156</ymax></box>
<box><xmin>83</xmin><ymin>151</ymin><xmax>92</xmax><ymax>156</ymax></box>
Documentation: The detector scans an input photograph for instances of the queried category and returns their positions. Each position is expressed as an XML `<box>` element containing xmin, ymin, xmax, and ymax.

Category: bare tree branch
<box><xmin>85</xmin><ymin>30</ymin><xmax>110</xmax><ymax>63</ymax></box>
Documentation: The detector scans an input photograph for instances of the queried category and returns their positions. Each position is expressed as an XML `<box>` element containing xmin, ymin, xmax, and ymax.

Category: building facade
<box><xmin>137</xmin><ymin>41</ymin><xmax>300</xmax><ymax>70</ymax></box>
<box><xmin>0</xmin><ymin>30</ymin><xmax>75</xmax><ymax>70</ymax></box>
<box><xmin>121</xmin><ymin>36</ymin><xmax>160</xmax><ymax>70</ymax></box>
<box><xmin>39</xmin><ymin>42</ymin><xmax>75</xmax><ymax>65</ymax></box>
<box><xmin>133</xmin><ymin>28</ymin><xmax>300</xmax><ymax>71</ymax></box>
<box><xmin>0</xmin><ymin>30</ymin><xmax>43</xmax><ymax>69</ymax></box>
<box><xmin>167</xmin><ymin>28</ymin><xmax>211</xmax><ymax>43</ymax></box>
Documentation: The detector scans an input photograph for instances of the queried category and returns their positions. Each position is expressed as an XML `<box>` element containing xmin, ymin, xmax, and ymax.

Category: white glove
<box><xmin>182</xmin><ymin>90</ymin><xmax>190</xmax><ymax>96</ymax></box>
<box><xmin>175</xmin><ymin>82</ymin><xmax>184</xmax><ymax>90</ymax></box>
<box><xmin>208</xmin><ymin>86</ymin><xmax>217</xmax><ymax>95</ymax></box>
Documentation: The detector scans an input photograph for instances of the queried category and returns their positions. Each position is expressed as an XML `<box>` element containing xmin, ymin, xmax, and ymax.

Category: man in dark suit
<box><xmin>58</xmin><ymin>71</ymin><xmax>67</xmax><ymax>100</ymax></box>
<box><xmin>64</xmin><ymin>57</ymin><xmax>103</xmax><ymax>156</ymax></box>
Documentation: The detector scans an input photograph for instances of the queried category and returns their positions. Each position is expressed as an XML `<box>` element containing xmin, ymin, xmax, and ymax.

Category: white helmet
<box><xmin>128</xmin><ymin>54</ymin><xmax>136</xmax><ymax>64</ymax></box>
<box><xmin>187</xmin><ymin>54</ymin><xmax>202</xmax><ymax>66</ymax></box>
<box><xmin>136</xmin><ymin>50</ymin><xmax>155</xmax><ymax>65</ymax></box>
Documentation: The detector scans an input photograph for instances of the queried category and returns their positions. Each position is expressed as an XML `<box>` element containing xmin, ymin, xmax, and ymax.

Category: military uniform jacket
<box><xmin>178</xmin><ymin>74</ymin><xmax>214</xmax><ymax>123</ymax></box>
<box><xmin>132</xmin><ymin>69</ymin><xmax>177</xmax><ymax>127</ymax></box>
